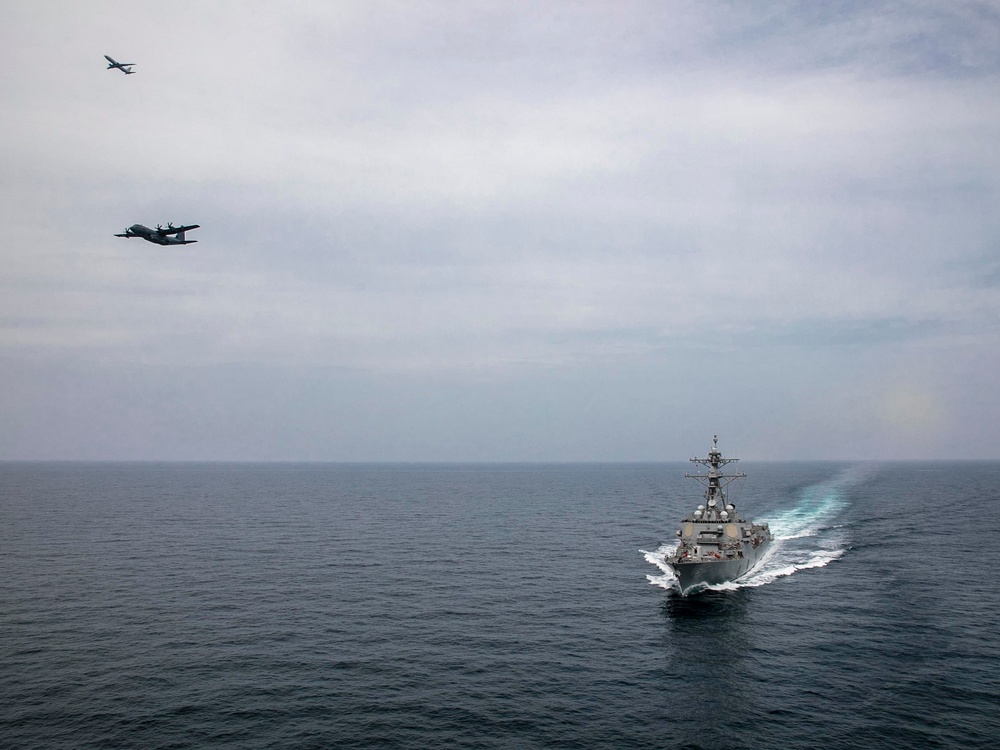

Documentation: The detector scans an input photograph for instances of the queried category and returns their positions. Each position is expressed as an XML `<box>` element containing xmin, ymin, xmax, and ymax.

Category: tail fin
<box><xmin>177</xmin><ymin>230</ymin><xmax>186</xmax><ymax>242</ymax></box>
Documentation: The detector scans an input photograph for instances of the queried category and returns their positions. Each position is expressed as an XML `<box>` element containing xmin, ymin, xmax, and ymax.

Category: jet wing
<box><xmin>161</xmin><ymin>224</ymin><xmax>200</xmax><ymax>235</ymax></box>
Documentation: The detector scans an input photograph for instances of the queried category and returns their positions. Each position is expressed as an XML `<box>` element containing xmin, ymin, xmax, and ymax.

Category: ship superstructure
<box><xmin>666</xmin><ymin>436</ymin><xmax>772</xmax><ymax>593</ymax></box>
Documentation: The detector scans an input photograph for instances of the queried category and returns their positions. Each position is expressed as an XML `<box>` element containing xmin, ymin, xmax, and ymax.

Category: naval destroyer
<box><xmin>666</xmin><ymin>436</ymin><xmax>772</xmax><ymax>593</ymax></box>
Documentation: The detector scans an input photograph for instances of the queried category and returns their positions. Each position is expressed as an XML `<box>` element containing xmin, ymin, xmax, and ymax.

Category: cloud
<box><xmin>1</xmin><ymin>1</ymin><xmax>999</xmax><ymax>458</ymax></box>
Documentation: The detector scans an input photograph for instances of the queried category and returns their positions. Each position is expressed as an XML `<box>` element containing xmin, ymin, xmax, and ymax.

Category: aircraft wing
<box><xmin>161</xmin><ymin>224</ymin><xmax>200</xmax><ymax>235</ymax></box>
<box><xmin>114</xmin><ymin>232</ymin><xmax>131</xmax><ymax>237</ymax></box>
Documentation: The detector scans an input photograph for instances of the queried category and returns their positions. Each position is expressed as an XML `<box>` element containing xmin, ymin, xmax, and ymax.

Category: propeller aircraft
<box><xmin>115</xmin><ymin>223</ymin><xmax>200</xmax><ymax>245</ymax></box>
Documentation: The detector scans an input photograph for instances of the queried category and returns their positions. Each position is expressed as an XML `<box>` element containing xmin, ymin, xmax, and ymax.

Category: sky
<box><xmin>1</xmin><ymin>0</ymin><xmax>999</xmax><ymax>461</ymax></box>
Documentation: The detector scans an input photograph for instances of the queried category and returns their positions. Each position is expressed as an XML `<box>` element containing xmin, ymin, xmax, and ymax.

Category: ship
<box><xmin>666</xmin><ymin>435</ymin><xmax>772</xmax><ymax>594</ymax></box>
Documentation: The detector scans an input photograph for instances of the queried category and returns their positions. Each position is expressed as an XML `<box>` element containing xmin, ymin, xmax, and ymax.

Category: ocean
<box><xmin>1</xmin><ymin>461</ymin><xmax>997</xmax><ymax>749</ymax></box>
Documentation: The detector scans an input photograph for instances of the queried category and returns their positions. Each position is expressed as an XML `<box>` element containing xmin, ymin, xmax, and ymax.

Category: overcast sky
<box><xmin>1</xmin><ymin>1</ymin><xmax>999</xmax><ymax>460</ymax></box>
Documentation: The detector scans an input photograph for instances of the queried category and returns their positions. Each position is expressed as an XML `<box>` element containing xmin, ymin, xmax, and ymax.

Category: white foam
<box><xmin>776</xmin><ymin>530</ymin><xmax>820</xmax><ymax>541</ymax></box>
<box><xmin>765</xmin><ymin>465</ymin><xmax>870</xmax><ymax>541</ymax></box>
<box><xmin>640</xmin><ymin>544</ymin><xmax>680</xmax><ymax>591</ymax></box>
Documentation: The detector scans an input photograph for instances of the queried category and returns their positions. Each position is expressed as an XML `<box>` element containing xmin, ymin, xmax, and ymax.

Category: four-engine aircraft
<box><xmin>104</xmin><ymin>55</ymin><xmax>136</xmax><ymax>74</ymax></box>
<box><xmin>115</xmin><ymin>223</ymin><xmax>200</xmax><ymax>245</ymax></box>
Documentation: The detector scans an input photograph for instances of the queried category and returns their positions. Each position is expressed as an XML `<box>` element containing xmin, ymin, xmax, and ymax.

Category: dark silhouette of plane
<box><xmin>104</xmin><ymin>55</ymin><xmax>136</xmax><ymax>74</ymax></box>
<box><xmin>115</xmin><ymin>223</ymin><xmax>200</xmax><ymax>245</ymax></box>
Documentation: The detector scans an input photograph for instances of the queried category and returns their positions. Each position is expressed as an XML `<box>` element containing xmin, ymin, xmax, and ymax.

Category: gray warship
<box><xmin>666</xmin><ymin>436</ymin><xmax>772</xmax><ymax>594</ymax></box>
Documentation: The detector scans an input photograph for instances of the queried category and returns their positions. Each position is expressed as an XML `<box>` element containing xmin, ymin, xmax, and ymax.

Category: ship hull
<box><xmin>668</xmin><ymin>541</ymin><xmax>770</xmax><ymax>594</ymax></box>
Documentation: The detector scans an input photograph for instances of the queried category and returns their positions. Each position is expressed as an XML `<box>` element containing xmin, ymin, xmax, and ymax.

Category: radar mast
<box><xmin>685</xmin><ymin>434</ymin><xmax>745</xmax><ymax>511</ymax></box>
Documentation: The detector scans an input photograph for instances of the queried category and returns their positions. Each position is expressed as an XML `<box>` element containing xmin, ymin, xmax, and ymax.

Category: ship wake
<box><xmin>643</xmin><ymin>465</ymin><xmax>871</xmax><ymax>593</ymax></box>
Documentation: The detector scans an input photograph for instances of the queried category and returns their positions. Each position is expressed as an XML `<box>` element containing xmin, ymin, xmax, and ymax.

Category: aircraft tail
<box><xmin>177</xmin><ymin>230</ymin><xmax>186</xmax><ymax>242</ymax></box>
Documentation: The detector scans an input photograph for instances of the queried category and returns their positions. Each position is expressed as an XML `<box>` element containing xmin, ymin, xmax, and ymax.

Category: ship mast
<box><xmin>685</xmin><ymin>434</ymin><xmax>745</xmax><ymax>511</ymax></box>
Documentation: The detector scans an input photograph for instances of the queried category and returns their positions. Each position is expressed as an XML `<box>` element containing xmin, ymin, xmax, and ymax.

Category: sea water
<box><xmin>1</xmin><ymin>462</ymin><xmax>998</xmax><ymax>749</ymax></box>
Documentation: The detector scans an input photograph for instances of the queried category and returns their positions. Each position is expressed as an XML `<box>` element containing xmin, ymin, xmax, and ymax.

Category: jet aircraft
<box><xmin>115</xmin><ymin>223</ymin><xmax>200</xmax><ymax>245</ymax></box>
<box><xmin>104</xmin><ymin>55</ymin><xmax>136</xmax><ymax>74</ymax></box>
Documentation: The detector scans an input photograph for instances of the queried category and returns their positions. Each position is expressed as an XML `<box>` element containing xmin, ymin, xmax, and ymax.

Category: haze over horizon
<box><xmin>2</xmin><ymin>1</ymin><xmax>999</xmax><ymax>462</ymax></box>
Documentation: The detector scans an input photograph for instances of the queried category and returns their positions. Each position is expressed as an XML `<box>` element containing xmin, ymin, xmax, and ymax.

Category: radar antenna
<box><xmin>685</xmin><ymin>434</ymin><xmax>745</xmax><ymax>508</ymax></box>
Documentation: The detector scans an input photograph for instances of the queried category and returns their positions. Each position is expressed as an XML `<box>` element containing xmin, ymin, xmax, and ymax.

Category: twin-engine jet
<box><xmin>115</xmin><ymin>223</ymin><xmax>200</xmax><ymax>245</ymax></box>
<box><xmin>105</xmin><ymin>55</ymin><xmax>136</xmax><ymax>74</ymax></box>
